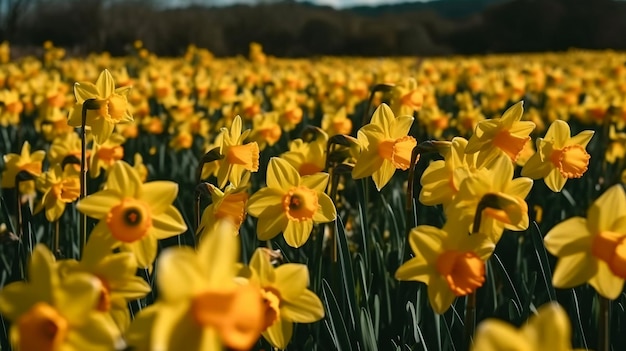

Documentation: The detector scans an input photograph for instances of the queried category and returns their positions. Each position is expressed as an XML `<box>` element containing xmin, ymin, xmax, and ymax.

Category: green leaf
<box><xmin>322</xmin><ymin>279</ymin><xmax>353</xmax><ymax>351</ymax></box>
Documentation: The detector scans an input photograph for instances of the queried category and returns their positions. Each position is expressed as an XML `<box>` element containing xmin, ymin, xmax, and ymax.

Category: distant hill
<box><xmin>347</xmin><ymin>0</ymin><xmax>513</xmax><ymax>19</ymax></box>
<box><xmin>4</xmin><ymin>0</ymin><xmax>626</xmax><ymax>57</ymax></box>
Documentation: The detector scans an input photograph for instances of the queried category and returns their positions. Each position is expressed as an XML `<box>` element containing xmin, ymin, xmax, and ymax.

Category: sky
<box><xmin>166</xmin><ymin>0</ymin><xmax>434</xmax><ymax>9</ymax></box>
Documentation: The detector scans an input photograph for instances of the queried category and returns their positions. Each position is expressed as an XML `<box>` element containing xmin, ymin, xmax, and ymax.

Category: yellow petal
<box><xmin>370</xmin><ymin>103</ymin><xmax>394</xmax><ymax>136</ymax></box>
<box><xmin>544</xmin><ymin>168</ymin><xmax>567</xmax><ymax>192</ymax></box>
<box><xmin>92</xmin><ymin>115</ymin><xmax>114</xmax><ymax>145</ymax></box>
<box><xmin>263</xmin><ymin>317</ymin><xmax>293</xmax><ymax>350</ymax></box>
<box><xmin>125</xmin><ymin>304</ymin><xmax>158</xmax><ymax>350</ymax></box>
<box><xmin>500</xmin><ymin>101</ymin><xmax>524</xmax><ymax>127</ymax></box>
<box><xmin>409</xmin><ymin>226</ymin><xmax>444</xmax><ymax>263</ymax></box>
<box><xmin>197</xmin><ymin>220</ymin><xmax>238</xmax><ymax>286</ymax></box>
<box><xmin>151</xmin><ymin>206</ymin><xmax>188</xmax><ymax>239</ymax></box>
<box><xmin>280</xmin><ymin>289</ymin><xmax>324</xmax><ymax>323</ymax></box>
<box><xmin>247</xmin><ymin>189</ymin><xmax>284</xmax><ymax>217</ymax></box>
<box><xmin>472</xmin><ymin>319</ymin><xmax>527</xmax><ymax>351</ymax></box>
<box><xmin>0</xmin><ymin>282</ymin><xmax>39</xmax><ymax>320</ymax></box>
<box><xmin>56</xmin><ymin>273</ymin><xmax>102</xmax><ymax>322</ymax></box>
<box><xmin>427</xmin><ymin>277</ymin><xmax>457</xmax><ymax>314</ymax></box>
<box><xmin>29</xmin><ymin>245</ymin><xmax>57</xmax><ymax>302</ymax></box>
<box><xmin>274</xmin><ymin>264</ymin><xmax>308</xmax><ymax>300</ymax></box>
<box><xmin>300</xmin><ymin>173</ymin><xmax>329</xmax><ymax>193</ymax></box>
<box><xmin>544</xmin><ymin>217</ymin><xmax>592</xmax><ymax>256</ymax></box>
<box><xmin>74</xmin><ymin>82</ymin><xmax>99</xmax><ymax>102</ymax></box>
<box><xmin>390</xmin><ymin>115</ymin><xmax>414</xmax><ymax>139</ymax></box>
<box><xmin>552</xmin><ymin>252</ymin><xmax>596</xmax><ymax>289</ymax></box>
<box><xmin>257</xmin><ymin>209</ymin><xmax>288</xmax><ymax>241</ymax></box>
<box><xmin>588</xmin><ymin>184</ymin><xmax>626</xmax><ymax>233</ymax></box>
<box><xmin>69</xmin><ymin>312</ymin><xmax>121</xmax><ymax>350</ymax></box>
<box><xmin>544</xmin><ymin>120</ymin><xmax>571</xmax><ymax>148</ymax></box>
<box><xmin>157</xmin><ymin>247</ymin><xmax>204</xmax><ymax>301</ymax></box>
<box><xmin>140</xmin><ymin>181</ymin><xmax>178</xmax><ymax>214</ymax></box>
<box><xmin>96</xmin><ymin>69</ymin><xmax>115</xmax><ymax>97</ymax></box>
<box><xmin>77</xmin><ymin>189</ymin><xmax>121</xmax><ymax>219</ymax></box>
<box><xmin>523</xmin><ymin>302</ymin><xmax>572</xmax><ymax>351</ymax></box>
<box><xmin>395</xmin><ymin>257</ymin><xmax>431</xmax><ymax>284</ymax></box>
<box><xmin>589</xmin><ymin>261</ymin><xmax>625</xmax><ymax>300</ymax></box>
<box><xmin>283</xmin><ymin>219</ymin><xmax>313</xmax><ymax>248</ymax></box>
<box><xmin>312</xmin><ymin>193</ymin><xmax>337</xmax><ymax>223</ymax></box>
<box><xmin>249</xmin><ymin>248</ymin><xmax>276</xmax><ymax>284</ymax></box>
<box><xmin>521</xmin><ymin>152</ymin><xmax>553</xmax><ymax>179</ymax></box>
<box><xmin>567</xmin><ymin>130</ymin><xmax>595</xmax><ymax>148</ymax></box>
<box><xmin>267</xmin><ymin>157</ymin><xmax>299</xmax><ymax>189</ymax></box>
<box><xmin>127</xmin><ymin>236</ymin><xmax>158</xmax><ymax>270</ymax></box>
<box><xmin>106</xmin><ymin>161</ymin><xmax>142</xmax><ymax>197</ymax></box>
<box><xmin>372</xmin><ymin>159</ymin><xmax>396</xmax><ymax>191</ymax></box>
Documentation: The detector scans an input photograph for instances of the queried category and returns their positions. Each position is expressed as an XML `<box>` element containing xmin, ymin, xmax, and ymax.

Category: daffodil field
<box><xmin>1</xmin><ymin>40</ymin><xmax>626</xmax><ymax>350</ymax></box>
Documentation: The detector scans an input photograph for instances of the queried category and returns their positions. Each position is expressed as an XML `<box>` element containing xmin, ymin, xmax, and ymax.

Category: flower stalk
<box><xmin>598</xmin><ymin>296</ymin><xmax>610</xmax><ymax>351</ymax></box>
<box><xmin>79</xmin><ymin>99</ymin><xmax>99</xmax><ymax>255</ymax></box>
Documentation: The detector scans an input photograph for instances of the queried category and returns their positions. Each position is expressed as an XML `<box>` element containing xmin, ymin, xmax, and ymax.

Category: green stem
<box><xmin>464</xmin><ymin>291</ymin><xmax>477</xmax><ymax>351</ymax></box>
<box><xmin>79</xmin><ymin>101</ymin><xmax>90</xmax><ymax>256</ymax></box>
<box><xmin>598</xmin><ymin>295</ymin><xmax>610</xmax><ymax>351</ymax></box>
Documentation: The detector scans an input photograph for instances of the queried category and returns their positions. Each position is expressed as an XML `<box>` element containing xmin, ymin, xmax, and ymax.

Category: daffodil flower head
<box><xmin>352</xmin><ymin>103</ymin><xmax>416</xmax><ymax>191</ymax></box>
<box><xmin>465</xmin><ymin>101</ymin><xmax>536</xmax><ymax>167</ymax></box>
<box><xmin>281</xmin><ymin>130</ymin><xmax>329</xmax><ymax>176</ymax></box>
<box><xmin>68</xmin><ymin>69</ymin><xmax>133</xmax><ymax>144</ymax></box>
<box><xmin>216</xmin><ymin>115</ymin><xmax>260</xmax><ymax>189</ymax></box>
<box><xmin>247</xmin><ymin>157</ymin><xmax>337</xmax><ymax>248</ymax></box>
<box><xmin>0</xmin><ymin>245</ymin><xmax>122</xmax><ymax>351</ymax></box>
<box><xmin>242</xmin><ymin>248</ymin><xmax>325</xmax><ymax>349</ymax></box>
<box><xmin>198</xmin><ymin>172</ymin><xmax>251</xmax><ymax>235</ymax></box>
<box><xmin>472</xmin><ymin>302</ymin><xmax>583</xmax><ymax>351</ymax></box>
<box><xmin>76</xmin><ymin>161</ymin><xmax>187</xmax><ymax>269</ymax></box>
<box><xmin>1</xmin><ymin>141</ymin><xmax>45</xmax><ymax>195</ymax></box>
<box><xmin>58</xmin><ymin>233</ymin><xmax>151</xmax><ymax>332</ymax></box>
<box><xmin>126</xmin><ymin>220</ymin><xmax>266</xmax><ymax>351</ymax></box>
<box><xmin>395</xmin><ymin>224</ymin><xmax>494</xmax><ymax>314</ymax></box>
<box><xmin>448</xmin><ymin>155</ymin><xmax>533</xmax><ymax>244</ymax></box>
<box><xmin>419</xmin><ymin>137</ymin><xmax>480</xmax><ymax>208</ymax></box>
<box><xmin>544</xmin><ymin>184</ymin><xmax>626</xmax><ymax>299</ymax></box>
<box><xmin>35</xmin><ymin>164</ymin><xmax>81</xmax><ymax>222</ymax></box>
<box><xmin>521</xmin><ymin>120</ymin><xmax>594</xmax><ymax>192</ymax></box>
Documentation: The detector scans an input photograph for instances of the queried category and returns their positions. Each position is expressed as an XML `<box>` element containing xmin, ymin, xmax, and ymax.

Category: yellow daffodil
<box><xmin>521</xmin><ymin>120</ymin><xmax>594</xmax><ymax>192</ymax></box>
<box><xmin>352</xmin><ymin>103</ymin><xmax>416</xmax><ymax>191</ymax></box>
<box><xmin>76</xmin><ymin>161</ymin><xmax>187</xmax><ymax>269</ymax></box>
<box><xmin>250</xmin><ymin>111</ymin><xmax>283</xmax><ymax>151</ymax></box>
<box><xmin>198</xmin><ymin>172</ymin><xmax>250</xmax><ymax>235</ymax></box>
<box><xmin>544</xmin><ymin>184</ymin><xmax>626</xmax><ymax>299</ymax></box>
<box><xmin>1</xmin><ymin>141</ymin><xmax>45</xmax><ymax>196</ymax></box>
<box><xmin>216</xmin><ymin>115</ymin><xmax>260</xmax><ymax>189</ymax></box>
<box><xmin>48</xmin><ymin>132</ymin><xmax>89</xmax><ymax>170</ymax></box>
<box><xmin>68</xmin><ymin>69</ymin><xmax>133</xmax><ymax>144</ymax></box>
<box><xmin>35</xmin><ymin>164</ymin><xmax>80</xmax><ymax>222</ymax></box>
<box><xmin>321</xmin><ymin>107</ymin><xmax>353</xmax><ymax>136</ymax></box>
<box><xmin>390</xmin><ymin>77</ymin><xmax>423</xmax><ymax>117</ymax></box>
<box><xmin>0</xmin><ymin>244</ymin><xmax>122</xmax><ymax>351</ymax></box>
<box><xmin>465</xmin><ymin>101</ymin><xmax>536</xmax><ymax>167</ymax></box>
<box><xmin>448</xmin><ymin>155</ymin><xmax>533</xmax><ymax>244</ymax></box>
<box><xmin>281</xmin><ymin>129</ymin><xmax>328</xmax><ymax>176</ymax></box>
<box><xmin>133</xmin><ymin>152</ymin><xmax>149</xmax><ymax>182</ymax></box>
<box><xmin>395</xmin><ymin>224</ymin><xmax>494</xmax><ymax>314</ymax></box>
<box><xmin>89</xmin><ymin>132</ymin><xmax>125</xmax><ymax>178</ymax></box>
<box><xmin>243</xmin><ymin>248</ymin><xmax>325</xmax><ymax>349</ymax></box>
<box><xmin>126</xmin><ymin>221</ymin><xmax>265</xmax><ymax>351</ymax></box>
<box><xmin>472</xmin><ymin>302</ymin><xmax>585</xmax><ymax>351</ymax></box>
<box><xmin>419</xmin><ymin>137</ymin><xmax>477</xmax><ymax>208</ymax></box>
<box><xmin>0</xmin><ymin>89</ymin><xmax>23</xmax><ymax>127</ymax></box>
<box><xmin>247</xmin><ymin>157</ymin><xmax>337</xmax><ymax>248</ymax></box>
<box><xmin>58</xmin><ymin>234</ymin><xmax>151</xmax><ymax>332</ymax></box>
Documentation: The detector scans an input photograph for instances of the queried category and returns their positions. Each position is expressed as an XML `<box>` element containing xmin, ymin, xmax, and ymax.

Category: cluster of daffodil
<box><xmin>1</xmin><ymin>41</ymin><xmax>625</xmax><ymax>350</ymax></box>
